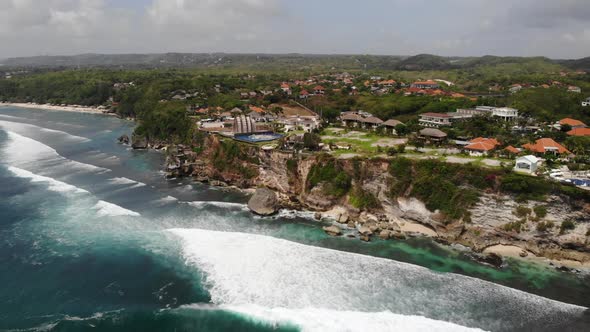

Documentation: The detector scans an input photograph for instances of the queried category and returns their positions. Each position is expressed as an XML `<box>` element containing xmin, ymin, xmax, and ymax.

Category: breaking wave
<box><xmin>6</xmin><ymin>166</ymin><xmax>89</xmax><ymax>194</ymax></box>
<box><xmin>93</xmin><ymin>200</ymin><xmax>141</xmax><ymax>217</ymax></box>
<box><xmin>168</xmin><ymin>228</ymin><xmax>586</xmax><ymax>331</ymax></box>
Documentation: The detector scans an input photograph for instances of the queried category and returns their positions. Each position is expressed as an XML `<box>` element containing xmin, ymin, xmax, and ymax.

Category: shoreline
<box><xmin>0</xmin><ymin>102</ymin><xmax>117</xmax><ymax>116</ymax></box>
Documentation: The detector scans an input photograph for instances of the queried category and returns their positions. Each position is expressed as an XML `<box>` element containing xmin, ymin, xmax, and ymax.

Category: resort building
<box><xmin>491</xmin><ymin>107</ymin><xmax>518</xmax><ymax>121</ymax></box>
<box><xmin>411</xmin><ymin>80</ymin><xmax>440</xmax><ymax>89</ymax></box>
<box><xmin>514</xmin><ymin>155</ymin><xmax>541</xmax><ymax>174</ymax></box>
<box><xmin>233</xmin><ymin>115</ymin><xmax>258</xmax><ymax>134</ymax></box>
<box><xmin>419</xmin><ymin>112</ymin><xmax>452</xmax><ymax>127</ymax></box>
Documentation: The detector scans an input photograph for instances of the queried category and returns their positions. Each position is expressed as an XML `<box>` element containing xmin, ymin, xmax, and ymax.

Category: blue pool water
<box><xmin>234</xmin><ymin>132</ymin><xmax>283</xmax><ymax>143</ymax></box>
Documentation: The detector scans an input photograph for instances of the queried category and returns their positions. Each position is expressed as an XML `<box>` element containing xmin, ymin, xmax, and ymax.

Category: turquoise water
<box><xmin>0</xmin><ymin>106</ymin><xmax>589</xmax><ymax>332</ymax></box>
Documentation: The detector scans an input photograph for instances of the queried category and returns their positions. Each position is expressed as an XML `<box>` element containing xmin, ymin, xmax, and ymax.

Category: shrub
<box><xmin>533</xmin><ymin>205</ymin><xmax>548</xmax><ymax>219</ymax></box>
<box><xmin>537</xmin><ymin>221</ymin><xmax>554</xmax><ymax>232</ymax></box>
<box><xmin>286</xmin><ymin>159</ymin><xmax>298</xmax><ymax>174</ymax></box>
<box><xmin>349</xmin><ymin>186</ymin><xmax>381</xmax><ymax>210</ymax></box>
<box><xmin>513</xmin><ymin>206</ymin><xmax>532</xmax><ymax>218</ymax></box>
<box><xmin>307</xmin><ymin>156</ymin><xmax>351</xmax><ymax>197</ymax></box>
<box><xmin>560</xmin><ymin>220</ymin><xmax>576</xmax><ymax>234</ymax></box>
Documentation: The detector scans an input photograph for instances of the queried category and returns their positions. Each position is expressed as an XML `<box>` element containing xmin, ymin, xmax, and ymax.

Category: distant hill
<box><xmin>558</xmin><ymin>57</ymin><xmax>590</xmax><ymax>71</ymax></box>
<box><xmin>1</xmin><ymin>52</ymin><xmax>586</xmax><ymax>72</ymax></box>
<box><xmin>395</xmin><ymin>54</ymin><xmax>455</xmax><ymax>71</ymax></box>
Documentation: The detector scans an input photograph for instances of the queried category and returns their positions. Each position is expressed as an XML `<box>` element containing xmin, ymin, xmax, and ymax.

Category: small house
<box><xmin>567</xmin><ymin>86</ymin><xmax>581</xmax><ymax>93</ymax></box>
<box><xmin>523</xmin><ymin>138</ymin><xmax>570</xmax><ymax>155</ymax></box>
<box><xmin>582</xmin><ymin>97</ymin><xmax>590</xmax><ymax>107</ymax></box>
<box><xmin>383</xmin><ymin>119</ymin><xmax>404</xmax><ymax>135</ymax></box>
<box><xmin>514</xmin><ymin>155</ymin><xmax>540</xmax><ymax>174</ymax></box>
<box><xmin>361</xmin><ymin>116</ymin><xmax>384</xmax><ymax>130</ymax></box>
<box><xmin>464</xmin><ymin>137</ymin><xmax>500</xmax><ymax>157</ymax></box>
<box><xmin>341</xmin><ymin>113</ymin><xmax>362</xmax><ymax>127</ymax></box>
<box><xmin>418</xmin><ymin>128</ymin><xmax>447</xmax><ymax>142</ymax></box>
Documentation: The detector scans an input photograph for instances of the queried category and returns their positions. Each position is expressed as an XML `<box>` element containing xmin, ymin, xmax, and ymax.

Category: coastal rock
<box><xmin>248</xmin><ymin>187</ymin><xmax>279</xmax><ymax>216</ymax></box>
<box><xmin>117</xmin><ymin>134</ymin><xmax>130</xmax><ymax>145</ymax></box>
<box><xmin>131</xmin><ymin>134</ymin><xmax>148</xmax><ymax>149</ymax></box>
<box><xmin>323</xmin><ymin>225</ymin><xmax>342</xmax><ymax>236</ymax></box>
<box><xmin>314</xmin><ymin>212</ymin><xmax>322</xmax><ymax>220</ymax></box>
<box><xmin>379</xmin><ymin>230</ymin><xmax>392</xmax><ymax>240</ymax></box>
<box><xmin>477</xmin><ymin>253</ymin><xmax>503</xmax><ymax>268</ymax></box>
<box><xmin>337</xmin><ymin>213</ymin><xmax>349</xmax><ymax>224</ymax></box>
<box><xmin>359</xmin><ymin>225</ymin><xmax>373</xmax><ymax>236</ymax></box>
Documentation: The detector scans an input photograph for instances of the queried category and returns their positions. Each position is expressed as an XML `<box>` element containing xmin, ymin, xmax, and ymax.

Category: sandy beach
<box><xmin>0</xmin><ymin>102</ymin><xmax>115</xmax><ymax>115</ymax></box>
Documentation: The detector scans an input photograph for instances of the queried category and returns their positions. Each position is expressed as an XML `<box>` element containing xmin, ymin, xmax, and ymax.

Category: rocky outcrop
<box><xmin>117</xmin><ymin>134</ymin><xmax>130</xmax><ymax>145</ymax></box>
<box><xmin>248</xmin><ymin>187</ymin><xmax>279</xmax><ymax>216</ymax></box>
<box><xmin>131</xmin><ymin>133</ymin><xmax>148</xmax><ymax>149</ymax></box>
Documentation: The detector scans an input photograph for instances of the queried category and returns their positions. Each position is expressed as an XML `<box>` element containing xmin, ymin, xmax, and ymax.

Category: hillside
<box><xmin>1</xmin><ymin>53</ymin><xmax>585</xmax><ymax>72</ymax></box>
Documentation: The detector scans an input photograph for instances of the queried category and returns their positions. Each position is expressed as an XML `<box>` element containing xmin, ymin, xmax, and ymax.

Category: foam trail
<box><xmin>107</xmin><ymin>177</ymin><xmax>146</xmax><ymax>188</ymax></box>
<box><xmin>6</xmin><ymin>166</ymin><xmax>89</xmax><ymax>194</ymax></box>
<box><xmin>1</xmin><ymin>130</ymin><xmax>109</xmax><ymax>173</ymax></box>
<box><xmin>221</xmin><ymin>304</ymin><xmax>485</xmax><ymax>332</ymax></box>
<box><xmin>0</xmin><ymin>119</ymin><xmax>90</xmax><ymax>142</ymax></box>
<box><xmin>93</xmin><ymin>200</ymin><xmax>141</xmax><ymax>217</ymax></box>
<box><xmin>168</xmin><ymin>229</ymin><xmax>586</xmax><ymax>331</ymax></box>
<box><xmin>185</xmin><ymin>201</ymin><xmax>249</xmax><ymax>211</ymax></box>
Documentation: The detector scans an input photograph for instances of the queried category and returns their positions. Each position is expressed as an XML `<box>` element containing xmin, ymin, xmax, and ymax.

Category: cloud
<box><xmin>0</xmin><ymin>0</ymin><xmax>587</xmax><ymax>59</ymax></box>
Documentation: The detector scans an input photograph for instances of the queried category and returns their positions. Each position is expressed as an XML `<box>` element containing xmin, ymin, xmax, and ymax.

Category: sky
<box><xmin>0</xmin><ymin>0</ymin><xmax>589</xmax><ymax>59</ymax></box>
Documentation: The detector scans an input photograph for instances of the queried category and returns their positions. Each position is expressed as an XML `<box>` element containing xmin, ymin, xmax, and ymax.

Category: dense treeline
<box><xmin>1</xmin><ymin>65</ymin><xmax>589</xmax><ymax>140</ymax></box>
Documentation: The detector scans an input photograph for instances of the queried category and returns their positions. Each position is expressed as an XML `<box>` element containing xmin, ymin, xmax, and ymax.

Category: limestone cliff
<box><xmin>163</xmin><ymin>135</ymin><xmax>590</xmax><ymax>266</ymax></box>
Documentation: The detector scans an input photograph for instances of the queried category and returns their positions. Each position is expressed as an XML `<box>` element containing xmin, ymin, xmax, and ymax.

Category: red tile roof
<box><xmin>523</xmin><ymin>138</ymin><xmax>570</xmax><ymax>154</ymax></box>
<box><xmin>465</xmin><ymin>138</ymin><xmax>501</xmax><ymax>152</ymax></box>
<box><xmin>314</xmin><ymin>85</ymin><xmax>325</xmax><ymax>91</ymax></box>
<box><xmin>567</xmin><ymin>128</ymin><xmax>590</xmax><ymax>136</ymax></box>
<box><xmin>559</xmin><ymin>118</ymin><xmax>587</xmax><ymax>127</ymax></box>
<box><xmin>505</xmin><ymin>146</ymin><xmax>520</xmax><ymax>154</ymax></box>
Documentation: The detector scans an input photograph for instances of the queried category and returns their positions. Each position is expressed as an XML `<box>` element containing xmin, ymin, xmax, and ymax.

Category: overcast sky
<box><xmin>0</xmin><ymin>0</ymin><xmax>589</xmax><ymax>59</ymax></box>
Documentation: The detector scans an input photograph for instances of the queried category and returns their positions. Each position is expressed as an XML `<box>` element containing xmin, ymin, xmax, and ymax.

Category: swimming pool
<box><xmin>565</xmin><ymin>178</ymin><xmax>590</xmax><ymax>187</ymax></box>
<box><xmin>234</xmin><ymin>132</ymin><xmax>284</xmax><ymax>143</ymax></box>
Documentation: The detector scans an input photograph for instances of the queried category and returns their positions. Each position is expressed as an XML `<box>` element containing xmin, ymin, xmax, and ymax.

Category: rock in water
<box><xmin>323</xmin><ymin>225</ymin><xmax>342</xmax><ymax>236</ymax></box>
<box><xmin>117</xmin><ymin>134</ymin><xmax>130</xmax><ymax>145</ymax></box>
<box><xmin>131</xmin><ymin>134</ymin><xmax>148</xmax><ymax>149</ymax></box>
<box><xmin>248</xmin><ymin>188</ymin><xmax>279</xmax><ymax>216</ymax></box>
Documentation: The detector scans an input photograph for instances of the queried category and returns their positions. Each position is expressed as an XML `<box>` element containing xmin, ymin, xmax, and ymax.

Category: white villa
<box><xmin>514</xmin><ymin>155</ymin><xmax>540</xmax><ymax>174</ymax></box>
<box><xmin>491</xmin><ymin>107</ymin><xmax>518</xmax><ymax>121</ymax></box>
<box><xmin>582</xmin><ymin>97</ymin><xmax>590</xmax><ymax>107</ymax></box>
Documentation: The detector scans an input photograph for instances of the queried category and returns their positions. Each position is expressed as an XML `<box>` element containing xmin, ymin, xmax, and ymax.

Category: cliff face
<box><xmin>164</xmin><ymin>136</ymin><xmax>590</xmax><ymax>264</ymax></box>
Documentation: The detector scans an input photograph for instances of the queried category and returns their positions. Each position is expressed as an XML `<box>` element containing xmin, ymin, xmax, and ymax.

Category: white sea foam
<box><xmin>185</xmin><ymin>201</ymin><xmax>249</xmax><ymax>210</ymax></box>
<box><xmin>1</xmin><ymin>130</ymin><xmax>109</xmax><ymax>173</ymax></box>
<box><xmin>276</xmin><ymin>209</ymin><xmax>317</xmax><ymax>220</ymax></box>
<box><xmin>0</xmin><ymin>119</ymin><xmax>90</xmax><ymax>142</ymax></box>
<box><xmin>221</xmin><ymin>304</ymin><xmax>485</xmax><ymax>332</ymax></box>
<box><xmin>93</xmin><ymin>200</ymin><xmax>141</xmax><ymax>217</ymax></box>
<box><xmin>167</xmin><ymin>228</ymin><xmax>586</xmax><ymax>331</ymax></box>
<box><xmin>107</xmin><ymin>177</ymin><xmax>146</xmax><ymax>188</ymax></box>
<box><xmin>7</xmin><ymin>166</ymin><xmax>89</xmax><ymax>194</ymax></box>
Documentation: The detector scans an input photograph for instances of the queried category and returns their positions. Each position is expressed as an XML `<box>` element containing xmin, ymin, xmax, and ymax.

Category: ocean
<box><xmin>0</xmin><ymin>106</ymin><xmax>588</xmax><ymax>331</ymax></box>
